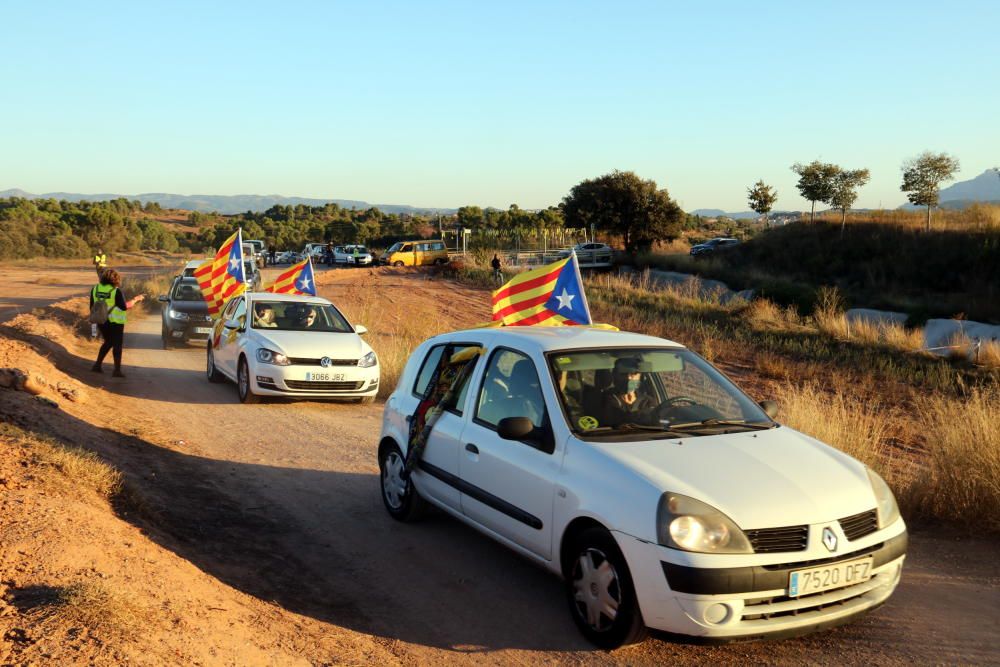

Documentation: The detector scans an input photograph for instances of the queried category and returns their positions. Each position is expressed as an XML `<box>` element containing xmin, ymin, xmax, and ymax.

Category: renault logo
<box><xmin>320</xmin><ymin>356</ymin><xmax>332</xmax><ymax>368</ymax></box>
<box><xmin>822</xmin><ymin>526</ymin><xmax>838</xmax><ymax>552</ymax></box>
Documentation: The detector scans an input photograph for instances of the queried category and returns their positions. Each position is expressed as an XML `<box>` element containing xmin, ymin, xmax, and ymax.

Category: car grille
<box><xmin>839</xmin><ymin>509</ymin><xmax>879</xmax><ymax>541</ymax></box>
<box><xmin>746</xmin><ymin>525</ymin><xmax>809</xmax><ymax>553</ymax></box>
<box><xmin>287</xmin><ymin>357</ymin><xmax>358</xmax><ymax>366</ymax></box>
<box><xmin>284</xmin><ymin>380</ymin><xmax>364</xmax><ymax>391</ymax></box>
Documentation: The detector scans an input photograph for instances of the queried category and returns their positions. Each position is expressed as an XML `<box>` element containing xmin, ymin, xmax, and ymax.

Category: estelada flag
<box><xmin>491</xmin><ymin>252</ymin><xmax>592</xmax><ymax>326</ymax></box>
<box><xmin>194</xmin><ymin>229</ymin><xmax>246</xmax><ymax>317</ymax></box>
<box><xmin>262</xmin><ymin>257</ymin><xmax>317</xmax><ymax>296</ymax></box>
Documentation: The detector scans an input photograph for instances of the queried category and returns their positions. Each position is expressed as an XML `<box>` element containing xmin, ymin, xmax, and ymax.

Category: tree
<box><xmin>561</xmin><ymin>170</ymin><xmax>683</xmax><ymax>252</ymax></box>
<box><xmin>791</xmin><ymin>160</ymin><xmax>840</xmax><ymax>222</ymax></box>
<box><xmin>828</xmin><ymin>168</ymin><xmax>871</xmax><ymax>233</ymax></box>
<box><xmin>901</xmin><ymin>152</ymin><xmax>961</xmax><ymax>231</ymax></box>
<box><xmin>456</xmin><ymin>205</ymin><xmax>484</xmax><ymax>230</ymax></box>
<box><xmin>746</xmin><ymin>180</ymin><xmax>778</xmax><ymax>227</ymax></box>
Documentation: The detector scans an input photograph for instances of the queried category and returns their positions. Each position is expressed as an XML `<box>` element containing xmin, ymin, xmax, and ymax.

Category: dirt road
<box><xmin>3</xmin><ymin>265</ymin><xmax>999</xmax><ymax>664</ymax></box>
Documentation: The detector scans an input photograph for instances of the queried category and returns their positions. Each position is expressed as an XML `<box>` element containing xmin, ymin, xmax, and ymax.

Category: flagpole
<box><xmin>570</xmin><ymin>249</ymin><xmax>593</xmax><ymax>325</ymax></box>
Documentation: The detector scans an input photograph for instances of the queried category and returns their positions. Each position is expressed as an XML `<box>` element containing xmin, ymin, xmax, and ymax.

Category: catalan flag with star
<box><xmin>491</xmin><ymin>252</ymin><xmax>592</xmax><ymax>326</ymax></box>
<box><xmin>262</xmin><ymin>257</ymin><xmax>317</xmax><ymax>296</ymax></box>
<box><xmin>194</xmin><ymin>229</ymin><xmax>246</xmax><ymax>317</ymax></box>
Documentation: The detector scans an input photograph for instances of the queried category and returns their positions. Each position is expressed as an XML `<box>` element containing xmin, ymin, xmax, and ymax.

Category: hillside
<box><xmin>0</xmin><ymin>188</ymin><xmax>457</xmax><ymax>216</ymax></box>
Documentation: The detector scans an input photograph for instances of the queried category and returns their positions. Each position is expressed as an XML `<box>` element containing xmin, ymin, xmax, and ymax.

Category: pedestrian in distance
<box><xmin>89</xmin><ymin>268</ymin><xmax>144</xmax><ymax>378</ymax></box>
<box><xmin>93</xmin><ymin>248</ymin><xmax>107</xmax><ymax>278</ymax></box>
<box><xmin>491</xmin><ymin>253</ymin><xmax>503</xmax><ymax>286</ymax></box>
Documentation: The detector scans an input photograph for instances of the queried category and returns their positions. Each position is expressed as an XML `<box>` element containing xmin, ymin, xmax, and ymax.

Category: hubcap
<box><xmin>572</xmin><ymin>548</ymin><xmax>620</xmax><ymax>632</ymax></box>
<box><xmin>382</xmin><ymin>452</ymin><xmax>408</xmax><ymax>510</ymax></box>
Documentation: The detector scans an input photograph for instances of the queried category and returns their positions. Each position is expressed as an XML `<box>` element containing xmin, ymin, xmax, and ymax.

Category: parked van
<box><xmin>382</xmin><ymin>240</ymin><xmax>449</xmax><ymax>267</ymax></box>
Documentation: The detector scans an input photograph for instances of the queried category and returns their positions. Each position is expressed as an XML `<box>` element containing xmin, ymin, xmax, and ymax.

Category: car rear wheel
<box><xmin>237</xmin><ymin>356</ymin><xmax>260</xmax><ymax>404</ymax></box>
<box><xmin>206</xmin><ymin>344</ymin><xmax>224</xmax><ymax>383</ymax></box>
<box><xmin>379</xmin><ymin>442</ymin><xmax>426</xmax><ymax>521</ymax></box>
<box><xmin>393</xmin><ymin>261</ymin><xmax>404</xmax><ymax>267</ymax></box>
<box><xmin>433</xmin><ymin>257</ymin><xmax>447</xmax><ymax>266</ymax></box>
<box><xmin>566</xmin><ymin>527</ymin><xmax>646</xmax><ymax>649</ymax></box>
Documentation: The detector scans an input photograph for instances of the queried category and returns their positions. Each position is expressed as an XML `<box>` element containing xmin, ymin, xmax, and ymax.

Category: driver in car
<box><xmin>598</xmin><ymin>357</ymin><xmax>659</xmax><ymax>427</ymax></box>
<box><xmin>294</xmin><ymin>305</ymin><xmax>319</xmax><ymax>330</ymax></box>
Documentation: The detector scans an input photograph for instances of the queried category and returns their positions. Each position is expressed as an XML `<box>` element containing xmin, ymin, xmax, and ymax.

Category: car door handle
<box><xmin>465</xmin><ymin>443</ymin><xmax>479</xmax><ymax>454</ymax></box>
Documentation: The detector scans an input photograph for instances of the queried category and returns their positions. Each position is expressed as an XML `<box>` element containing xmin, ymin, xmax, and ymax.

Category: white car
<box><xmin>378</xmin><ymin>327</ymin><xmax>906</xmax><ymax>647</ymax></box>
<box><xmin>560</xmin><ymin>242</ymin><xmax>614</xmax><ymax>265</ymax></box>
<box><xmin>206</xmin><ymin>293</ymin><xmax>379</xmax><ymax>404</ymax></box>
<box><xmin>332</xmin><ymin>245</ymin><xmax>374</xmax><ymax>267</ymax></box>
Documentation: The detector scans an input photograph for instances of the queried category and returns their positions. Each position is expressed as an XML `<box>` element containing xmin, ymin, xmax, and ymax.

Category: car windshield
<box><xmin>250</xmin><ymin>301</ymin><xmax>353</xmax><ymax>333</ymax></box>
<box><xmin>547</xmin><ymin>347</ymin><xmax>773</xmax><ymax>439</ymax></box>
<box><xmin>386</xmin><ymin>242</ymin><xmax>403</xmax><ymax>253</ymax></box>
<box><xmin>171</xmin><ymin>281</ymin><xmax>203</xmax><ymax>301</ymax></box>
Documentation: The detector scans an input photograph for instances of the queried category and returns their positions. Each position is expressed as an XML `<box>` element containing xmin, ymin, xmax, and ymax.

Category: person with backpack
<box><xmin>89</xmin><ymin>268</ymin><xmax>144</xmax><ymax>378</ymax></box>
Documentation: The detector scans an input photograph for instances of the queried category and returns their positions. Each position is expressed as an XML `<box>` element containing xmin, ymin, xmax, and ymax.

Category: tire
<box><xmin>206</xmin><ymin>344</ymin><xmax>225</xmax><ymax>383</ymax></box>
<box><xmin>433</xmin><ymin>257</ymin><xmax>447</xmax><ymax>266</ymax></box>
<box><xmin>565</xmin><ymin>527</ymin><xmax>647</xmax><ymax>649</ymax></box>
<box><xmin>161</xmin><ymin>326</ymin><xmax>171</xmax><ymax>349</ymax></box>
<box><xmin>237</xmin><ymin>356</ymin><xmax>260</xmax><ymax>404</ymax></box>
<box><xmin>378</xmin><ymin>442</ymin><xmax>426</xmax><ymax>521</ymax></box>
<box><xmin>393</xmin><ymin>261</ymin><xmax>404</xmax><ymax>267</ymax></box>
<box><xmin>358</xmin><ymin>395</ymin><xmax>376</xmax><ymax>405</ymax></box>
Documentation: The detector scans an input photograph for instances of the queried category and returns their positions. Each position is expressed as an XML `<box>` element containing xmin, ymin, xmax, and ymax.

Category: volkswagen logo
<box><xmin>822</xmin><ymin>526</ymin><xmax>838</xmax><ymax>552</ymax></box>
<box><xmin>320</xmin><ymin>356</ymin><xmax>332</xmax><ymax>368</ymax></box>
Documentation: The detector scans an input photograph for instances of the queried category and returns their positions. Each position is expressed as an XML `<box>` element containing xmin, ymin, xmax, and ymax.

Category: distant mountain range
<box><xmin>0</xmin><ymin>189</ymin><xmax>457</xmax><ymax>216</ymax></box>
<box><xmin>689</xmin><ymin>209</ymin><xmax>800</xmax><ymax>220</ymax></box>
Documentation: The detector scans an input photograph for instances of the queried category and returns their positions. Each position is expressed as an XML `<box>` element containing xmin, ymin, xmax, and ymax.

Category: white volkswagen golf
<box><xmin>206</xmin><ymin>293</ymin><xmax>379</xmax><ymax>403</ymax></box>
<box><xmin>378</xmin><ymin>326</ymin><xmax>906</xmax><ymax>648</ymax></box>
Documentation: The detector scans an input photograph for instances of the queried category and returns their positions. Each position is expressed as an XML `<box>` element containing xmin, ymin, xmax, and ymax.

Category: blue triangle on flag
<box><xmin>544</xmin><ymin>257</ymin><xmax>591</xmax><ymax>324</ymax></box>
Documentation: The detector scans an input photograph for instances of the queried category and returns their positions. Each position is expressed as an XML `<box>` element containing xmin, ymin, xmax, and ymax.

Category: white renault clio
<box><xmin>378</xmin><ymin>326</ymin><xmax>906</xmax><ymax>648</ymax></box>
<box><xmin>206</xmin><ymin>293</ymin><xmax>379</xmax><ymax>403</ymax></box>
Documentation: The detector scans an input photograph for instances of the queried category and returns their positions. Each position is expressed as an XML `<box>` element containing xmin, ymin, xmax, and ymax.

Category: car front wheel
<box><xmin>206</xmin><ymin>344</ymin><xmax>224</xmax><ymax>383</ymax></box>
<box><xmin>237</xmin><ymin>356</ymin><xmax>260</xmax><ymax>404</ymax></box>
<box><xmin>379</xmin><ymin>442</ymin><xmax>426</xmax><ymax>521</ymax></box>
<box><xmin>566</xmin><ymin>527</ymin><xmax>647</xmax><ymax>649</ymax></box>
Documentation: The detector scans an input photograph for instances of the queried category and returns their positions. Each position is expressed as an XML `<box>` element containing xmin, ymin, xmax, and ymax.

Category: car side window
<box><xmin>475</xmin><ymin>349</ymin><xmax>546</xmax><ymax>430</ymax></box>
<box><xmin>221</xmin><ymin>297</ymin><xmax>238</xmax><ymax>321</ymax></box>
<box><xmin>401</xmin><ymin>244</ymin><xmax>412</xmax><ymax>252</ymax></box>
<box><xmin>232</xmin><ymin>298</ymin><xmax>247</xmax><ymax>328</ymax></box>
<box><xmin>412</xmin><ymin>343</ymin><xmax>478</xmax><ymax>415</ymax></box>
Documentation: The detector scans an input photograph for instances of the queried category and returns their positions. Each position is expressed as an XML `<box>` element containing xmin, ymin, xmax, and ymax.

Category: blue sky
<box><xmin>2</xmin><ymin>1</ymin><xmax>997</xmax><ymax>211</ymax></box>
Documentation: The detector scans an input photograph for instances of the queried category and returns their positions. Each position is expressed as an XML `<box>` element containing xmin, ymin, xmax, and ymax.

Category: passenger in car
<box><xmin>254</xmin><ymin>303</ymin><xmax>277</xmax><ymax>328</ymax></box>
<box><xmin>597</xmin><ymin>357</ymin><xmax>659</xmax><ymax>426</ymax></box>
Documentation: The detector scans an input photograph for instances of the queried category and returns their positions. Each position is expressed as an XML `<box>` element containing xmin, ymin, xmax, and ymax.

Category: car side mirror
<box><xmin>497</xmin><ymin>417</ymin><xmax>555</xmax><ymax>454</ymax></box>
<box><xmin>354</xmin><ymin>324</ymin><xmax>368</xmax><ymax>335</ymax></box>
<box><xmin>224</xmin><ymin>318</ymin><xmax>241</xmax><ymax>330</ymax></box>
<box><xmin>158</xmin><ymin>295</ymin><xmax>169</xmax><ymax>302</ymax></box>
<box><xmin>759</xmin><ymin>400</ymin><xmax>779</xmax><ymax>419</ymax></box>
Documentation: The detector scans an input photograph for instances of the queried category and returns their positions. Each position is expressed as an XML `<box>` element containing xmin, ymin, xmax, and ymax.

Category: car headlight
<box><xmin>168</xmin><ymin>309</ymin><xmax>190</xmax><ymax>321</ymax></box>
<box><xmin>866</xmin><ymin>468</ymin><xmax>900</xmax><ymax>529</ymax></box>
<box><xmin>656</xmin><ymin>492</ymin><xmax>753</xmax><ymax>554</ymax></box>
<box><xmin>256</xmin><ymin>348</ymin><xmax>290</xmax><ymax>366</ymax></box>
<box><xmin>358</xmin><ymin>351</ymin><xmax>378</xmax><ymax>368</ymax></box>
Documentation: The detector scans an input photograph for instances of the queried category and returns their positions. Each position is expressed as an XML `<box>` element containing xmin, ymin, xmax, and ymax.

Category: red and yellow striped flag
<box><xmin>194</xmin><ymin>229</ymin><xmax>246</xmax><ymax>317</ymax></box>
<box><xmin>262</xmin><ymin>258</ymin><xmax>316</xmax><ymax>296</ymax></box>
<box><xmin>491</xmin><ymin>253</ymin><xmax>592</xmax><ymax>326</ymax></box>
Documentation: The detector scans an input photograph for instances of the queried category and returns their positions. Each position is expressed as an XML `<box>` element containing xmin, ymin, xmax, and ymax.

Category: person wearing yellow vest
<box><xmin>89</xmin><ymin>268</ymin><xmax>144</xmax><ymax>378</ymax></box>
<box><xmin>93</xmin><ymin>249</ymin><xmax>108</xmax><ymax>278</ymax></box>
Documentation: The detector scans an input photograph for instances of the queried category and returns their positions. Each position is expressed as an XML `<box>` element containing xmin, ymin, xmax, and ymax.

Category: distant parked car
<box><xmin>559</xmin><ymin>242</ymin><xmax>614</xmax><ymax>265</ymax></box>
<box><xmin>332</xmin><ymin>245</ymin><xmax>374</xmax><ymax>267</ymax></box>
<box><xmin>381</xmin><ymin>240</ymin><xmax>449</xmax><ymax>267</ymax></box>
<box><xmin>158</xmin><ymin>277</ymin><xmax>213</xmax><ymax>348</ymax></box>
<box><xmin>275</xmin><ymin>250</ymin><xmax>300</xmax><ymax>265</ymax></box>
<box><xmin>690</xmin><ymin>237</ymin><xmax>739</xmax><ymax>257</ymax></box>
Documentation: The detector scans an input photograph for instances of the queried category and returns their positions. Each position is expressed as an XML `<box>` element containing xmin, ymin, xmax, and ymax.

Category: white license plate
<box><xmin>305</xmin><ymin>372</ymin><xmax>344</xmax><ymax>382</ymax></box>
<box><xmin>788</xmin><ymin>556</ymin><xmax>873</xmax><ymax>597</ymax></box>
<box><xmin>194</xmin><ymin>327</ymin><xmax>212</xmax><ymax>334</ymax></box>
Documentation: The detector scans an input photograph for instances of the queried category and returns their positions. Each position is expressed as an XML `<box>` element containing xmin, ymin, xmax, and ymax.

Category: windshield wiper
<box><xmin>586</xmin><ymin>422</ymin><xmax>687</xmax><ymax>437</ymax></box>
<box><xmin>668</xmin><ymin>419</ymin><xmax>776</xmax><ymax>431</ymax></box>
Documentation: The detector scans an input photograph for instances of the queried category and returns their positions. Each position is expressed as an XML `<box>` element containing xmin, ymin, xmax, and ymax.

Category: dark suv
<box><xmin>158</xmin><ymin>277</ymin><xmax>213</xmax><ymax>348</ymax></box>
<box><xmin>689</xmin><ymin>237</ymin><xmax>739</xmax><ymax>257</ymax></box>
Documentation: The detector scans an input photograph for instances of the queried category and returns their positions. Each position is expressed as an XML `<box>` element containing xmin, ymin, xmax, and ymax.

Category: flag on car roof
<box><xmin>262</xmin><ymin>257</ymin><xmax>317</xmax><ymax>296</ymax></box>
<box><xmin>194</xmin><ymin>229</ymin><xmax>246</xmax><ymax>317</ymax></box>
<box><xmin>491</xmin><ymin>252</ymin><xmax>592</xmax><ymax>326</ymax></box>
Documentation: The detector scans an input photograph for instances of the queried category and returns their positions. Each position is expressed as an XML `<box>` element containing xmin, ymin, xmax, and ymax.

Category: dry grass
<box><xmin>43</xmin><ymin>580</ymin><xmax>154</xmax><ymax>639</ymax></box>
<box><xmin>812</xmin><ymin>286</ymin><xmax>925</xmax><ymax>354</ymax></box>
<box><xmin>979</xmin><ymin>340</ymin><xmax>1000</xmax><ymax>368</ymax></box>
<box><xmin>773</xmin><ymin>383</ymin><xmax>901</xmax><ymax>479</ymax></box>
<box><xmin>909</xmin><ymin>386</ymin><xmax>1000</xmax><ymax>529</ymax></box>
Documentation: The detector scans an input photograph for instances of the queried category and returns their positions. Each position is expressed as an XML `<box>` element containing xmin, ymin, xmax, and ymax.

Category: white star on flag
<box><xmin>229</xmin><ymin>256</ymin><xmax>240</xmax><ymax>272</ymax></box>
<box><xmin>555</xmin><ymin>287</ymin><xmax>575</xmax><ymax>310</ymax></box>
<box><xmin>297</xmin><ymin>276</ymin><xmax>312</xmax><ymax>291</ymax></box>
